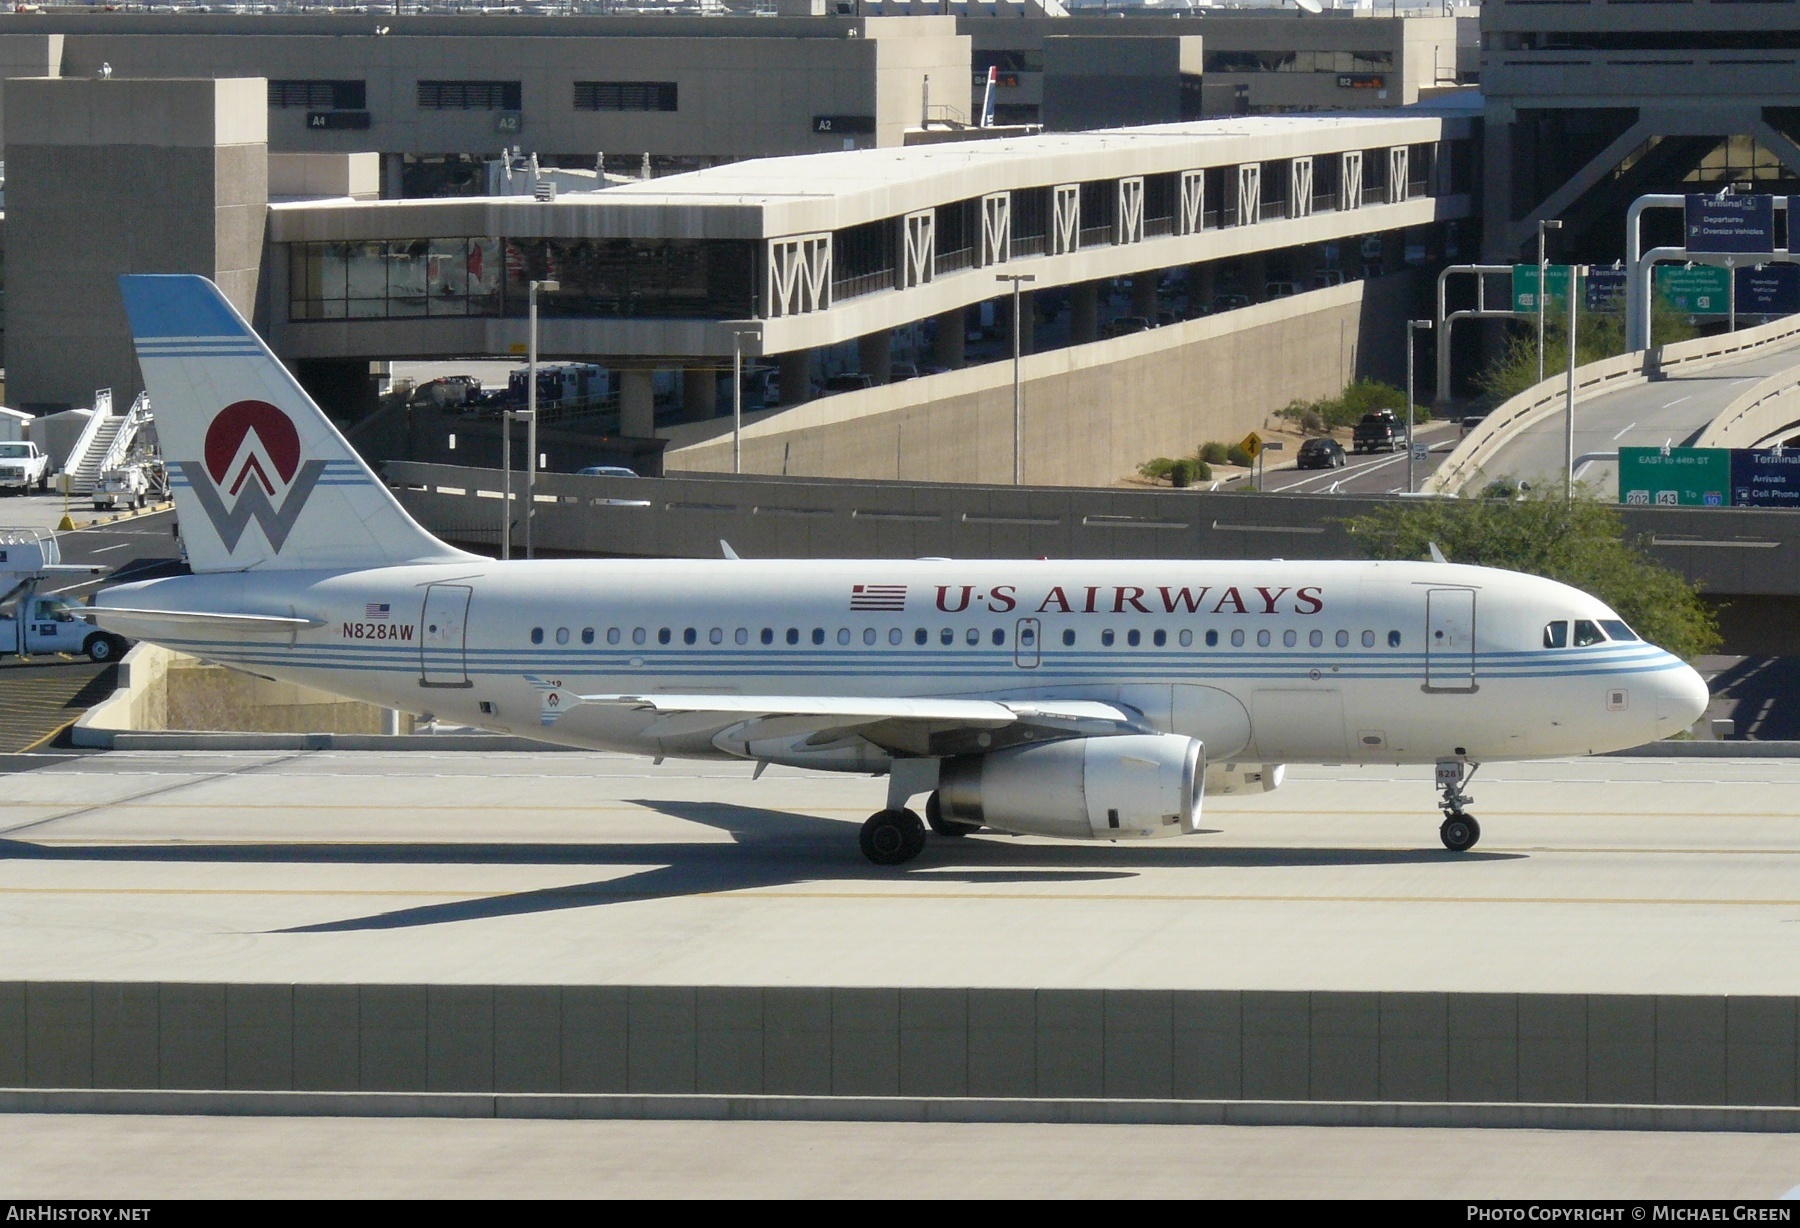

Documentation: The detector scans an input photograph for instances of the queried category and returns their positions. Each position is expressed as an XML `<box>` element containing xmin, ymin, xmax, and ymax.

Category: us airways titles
<box><xmin>924</xmin><ymin>583</ymin><xmax>1326</xmax><ymax>616</ymax></box>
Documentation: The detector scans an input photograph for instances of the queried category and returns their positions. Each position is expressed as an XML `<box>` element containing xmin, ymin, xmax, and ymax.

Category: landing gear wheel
<box><xmin>925</xmin><ymin>791</ymin><xmax>979</xmax><ymax>838</ymax></box>
<box><xmin>1439</xmin><ymin>814</ymin><xmax>1480</xmax><ymax>852</ymax></box>
<box><xmin>860</xmin><ymin>807</ymin><xmax>926</xmax><ymax>865</ymax></box>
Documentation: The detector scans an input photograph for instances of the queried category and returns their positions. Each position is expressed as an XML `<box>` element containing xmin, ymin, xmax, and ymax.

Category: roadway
<box><xmin>4</xmin><ymin>748</ymin><xmax>1800</xmax><ymax>994</ymax></box>
<box><xmin>1466</xmin><ymin>340</ymin><xmax>1800</xmax><ymax>497</ymax></box>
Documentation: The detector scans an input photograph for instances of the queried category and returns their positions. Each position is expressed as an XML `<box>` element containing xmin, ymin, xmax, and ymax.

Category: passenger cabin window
<box><xmin>1336</xmin><ymin>630</ymin><xmax>1349</xmax><ymax>647</ymax></box>
<box><xmin>1062</xmin><ymin>629</ymin><xmax>1076</xmax><ymax>647</ymax></box>
<box><xmin>813</xmin><ymin>628</ymin><xmax>826</xmax><ymax>645</ymax></box>
<box><xmin>658</xmin><ymin>628</ymin><xmax>671</xmax><ymax>645</ymax></box>
<box><xmin>1127</xmin><ymin>630</ymin><xmax>1141</xmax><ymax>647</ymax></box>
<box><xmin>1388</xmin><ymin>630</ymin><xmax>1402</xmax><ymax>648</ymax></box>
<box><xmin>582</xmin><ymin>628</ymin><xmax>595</xmax><ymax>645</ymax></box>
<box><xmin>761</xmin><ymin>628</ymin><xmax>774</xmax><ymax>645</ymax></box>
<box><xmin>916</xmin><ymin>628</ymin><xmax>929</xmax><ymax>645</ymax></box>
<box><xmin>966</xmin><ymin>628</ymin><xmax>980</xmax><ymax>646</ymax></box>
<box><xmin>838</xmin><ymin>628</ymin><xmax>851</xmax><ymax>645</ymax></box>
<box><xmin>1179</xmin><ymin>629</ymin><xmax>1192</xmax><ymax>647</ymax></box>
<box><xmin>1154</xmin><ymin>630</ymin><xmax>1167</xmax><ymax>647</ymax></box>
<box><xmin>1543</xmin><ymin>621</ymin><xmax>1568</xmax><ymax>649</ymax></box>
<box><xmin>889</xmin><ymin>628</ymin><xmax>902</xmax><ymax>645</ymax></box>
<box><xmin>940</xmin><ymin>628</ymin><xmax>954</xmax><ymax>645</ymax></box>
<box><xmin>683</xmin><ymin>628</ymin><xmax>697</xmax><ymax>645</ymax></box>
<box><xmin>1206</xmin><ymin>630</ymin><xmax>1218</xmax><ymax>647</ymax></box>
<box><xmin>1256</xmin><ymin>630</ymin><xmax>1271</xmax><ymax>648</ymax></box>
<box><xmin>607</xmin><ymin>628</ymin><xmax>620</xmax><ymax>645</ymax></box>
<box><xmin>1362</xmin><ymin>631</ymin><xmax>1375</xmax><ymax>647</ymax></box>
<box><xmin>1599</xmin><ymin>619</ymin><xmax>1639</xmax><ymax>642</ymax></box>
<box><xmin>992</xmin><ymin>628</ymin><xmax>1006</xmax><ymax>646</ymax></box>
<box><xmin>1573</xmin><ymin>619</ymin><xmax>1606</xmax><ymax>647</ymax></box>
<box><xmin>1102</xmin><ymin>629</ymin><xmax>1116</xmax><ymax>647</ymax></box>
<box><xmin>556</xmin><ymin>627</ymin><xmax>569</xmax><ymax>645</ymax></box>
<box><xmin>787</xmin><ymin>628</ymin><xmax>799</xmax><ymax>645</ymax></box>
<box><xmin>1230</xmin><ymin>630</ymin><xmax>1244</xmax><ymax>647</ymax></box>
<box><xmin>530</xmin><ymin>627</ymin><xmax>544</xmax><ymax>644</ymax></box>
<box><xmin>735</xmin><ymin>628</ymin><xmax>747</xmax><ymax>645</ymax></box>
<box><xmin>633</xmin><ymin>627</ymin><xmax>647</xmax><ymax>646</ymax></box>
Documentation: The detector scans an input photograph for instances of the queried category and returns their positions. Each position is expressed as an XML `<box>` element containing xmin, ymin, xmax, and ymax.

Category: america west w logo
<box><xmin>178</xmin><ymin>399</ymin><xmax>326</xmax><ymax>553</ymax></box>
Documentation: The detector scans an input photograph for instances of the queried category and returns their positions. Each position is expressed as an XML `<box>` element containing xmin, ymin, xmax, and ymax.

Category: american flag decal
<box><xmin>850</xmin><ymin>583</ymin><xmax>907</xmax><ymax>611</ymax></box>
<box><xmin>365</xmin><ymin>603</ymin><xmax>391</xmax><ymax>620</ymax></box>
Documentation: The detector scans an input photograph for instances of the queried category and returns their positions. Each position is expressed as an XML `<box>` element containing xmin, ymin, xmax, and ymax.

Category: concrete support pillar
<box><xmin>1130</xmin><ymin>273</ymin><xmax>1159</xmax><ymax>320</ymax></box>
<box><xmin>1191</xmin><ymin>263</ymin><xmax>1216</xmax><ymax>312</ymax></box>
<box><xmin>778</xmin><ymin>351</ymin><xmax>813</xmax><ymax>406</ymax></box>
<box><xmin>1070</xmin><ymin>282</ymin><xmax>1099</xmax><ymax>344</ymax></box>
<box><xmin>681</xmin><ymin>367</ymin><xmax>718</xmax><ymax>423</ymax></box>
<box><xmin>1245</xmin><ymin>252</ymin><xmax>1269</xmax><ymax>302</ymax></box>
<box><xmin>383</xmin><ymin>152</ymin><xmax>405</xmax><ymax>200</ymax></box>
<box><xmin>620</xmin><ymin>369</ymin><xmax>656</xmax><ymax>437</ymax></box>
<box><xmin>931</xmin><ymin>310</ymin><xmax>965</xmax><ymax>369</ymax></box>
<box><xmin>858</xmin><ymin>330</ymin><xmax>893</xmax><ymax>384</ymax></box>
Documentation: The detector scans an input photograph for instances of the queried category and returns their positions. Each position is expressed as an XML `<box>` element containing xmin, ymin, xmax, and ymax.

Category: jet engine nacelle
<box><xmin>937</xmin><ymin>733</ymin><xmax>1203</xmax><ymax>841</ymax></box>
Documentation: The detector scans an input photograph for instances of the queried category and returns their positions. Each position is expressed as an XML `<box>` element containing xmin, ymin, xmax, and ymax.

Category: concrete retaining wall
<box><xmin>661</xmin><ymin>274</ymin><xmax>1419</xmax><ymax>488</ymax></box>
<box><xmin>4</xmin><ymin>984</ymin><xmax>1797</xmax><ymax>1107</ymax></box>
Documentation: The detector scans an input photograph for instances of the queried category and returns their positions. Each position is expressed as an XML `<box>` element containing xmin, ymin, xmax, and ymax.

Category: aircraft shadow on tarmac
<box><xmin>0</xmin><ymin>797</ymin><xmax>1520</xmax><ymax>934</ymax></box>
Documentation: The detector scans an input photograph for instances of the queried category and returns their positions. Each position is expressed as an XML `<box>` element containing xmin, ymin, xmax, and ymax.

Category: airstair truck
<box><xmin>0</xmin><ymin>527</ymin><xmax>118</xmax><ymax>661</ymax></box>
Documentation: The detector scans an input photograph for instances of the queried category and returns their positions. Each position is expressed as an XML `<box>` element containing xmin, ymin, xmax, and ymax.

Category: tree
<box><xmin>1343</xmin><ymin>490</ymin><xmax>1720</xmax><ymax>659</ymax></box>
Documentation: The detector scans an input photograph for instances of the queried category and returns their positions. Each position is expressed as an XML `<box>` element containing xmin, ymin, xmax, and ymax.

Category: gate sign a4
<box><xmin>1685</xmin><ymin>194</ymin><xmax>1775</xmax><ymax>254</ymax></box>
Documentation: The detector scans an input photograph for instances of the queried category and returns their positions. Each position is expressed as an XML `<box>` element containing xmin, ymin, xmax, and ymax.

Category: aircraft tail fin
<box><xmin>118</xmin><ymin>274</ymin><xmax>474</xmax><ymax>574</ymax></box>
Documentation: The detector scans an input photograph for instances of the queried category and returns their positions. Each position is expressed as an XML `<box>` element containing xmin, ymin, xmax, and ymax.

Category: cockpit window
<box><xmin>1573</xmin><ymin>619</ymin><xmax>1607</xmax><ymax>647</ymax></box>
<box><xmin>1599</xmin><ymin>619</ymin><xmax>1639</xmax><ymax>642</ymax></box>
<box><xmin>1543</xmin><ymin>621</ymin><xmax>1568</xmax><ymax>649</ymax></box>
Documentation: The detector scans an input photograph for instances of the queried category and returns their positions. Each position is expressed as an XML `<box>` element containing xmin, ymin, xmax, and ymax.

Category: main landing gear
<box><xmin>860</xmin><ymin>807</ymin><xmax>926</xmax><ymax>865</ymax></box>
<box><xmin>1436</xmin><ymin>757</ymin><xmax>1481</xmax><ymax>852</ymax></box>
<box><xmin>860</xmin><ymin>790</ymin><xmax>979</xmax><ymax>865</ymax></box>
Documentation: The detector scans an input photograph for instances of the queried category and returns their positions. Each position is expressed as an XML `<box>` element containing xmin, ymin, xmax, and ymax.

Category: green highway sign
<box><xmin>1512</xmin><ymin>264</ymin><xmax>1573</xmax><ymax>313</ymax></box>
<box><xmin>1618</xmin><ymin>446</ymin><xmax>1730</xmax><ymax>507</ymax></box>
<box><xmin>1655</xmin><ymin>264</ymin><xmax>1731</xmax><ymax>315</ymax></box>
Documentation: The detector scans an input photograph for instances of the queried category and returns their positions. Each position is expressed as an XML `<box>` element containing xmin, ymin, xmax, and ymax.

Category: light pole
<box><xmin>1406</xmin><ymin>318</ymin><xmax>1433</xmax><ymax>493</ymax></box>
<box><xmin>996</xmin><ymin>272</ymin><xmax>1037</xmax><ymax>485</ymax></box>
<box><xmin>1565</xmin><ymin>263</ymin><xmax>1587</xmax><ymax>501</ymax></box>
<box><xmin>523</xmin><ymin>277</ymin><xmax>558</xmax><ymax>560</ymax></box>
<box><xmin>1536</xmin><ymin>218</ymin><xmax>1562</xmax><ymax>386</ymax></box>
<box><xmin>731</xmin><ymin>328</ymin><xmax>759</xmax><ymax>476</ymax></box>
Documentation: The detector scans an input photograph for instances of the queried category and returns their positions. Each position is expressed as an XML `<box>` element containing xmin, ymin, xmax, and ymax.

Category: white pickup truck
<box><xmin>0</xmin><ymin>591</ymin><xmax>125</xmax><ymax>661</ymax></box>
<box><xmin>0</xmin><ymin>442</ymin><xmax>50</xmax><ymax>493</ymax></box>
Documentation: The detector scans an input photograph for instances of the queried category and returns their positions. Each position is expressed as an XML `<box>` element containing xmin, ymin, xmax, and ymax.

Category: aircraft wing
<box><xmin>524</xmin><ymin>677</ymin><xmax>1145</xmax><ymax>754</ymax></box>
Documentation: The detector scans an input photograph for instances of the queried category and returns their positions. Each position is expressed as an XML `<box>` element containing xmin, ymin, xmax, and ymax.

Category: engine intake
<box><xmin>938</xmin><ymin>733</ymin><xmax>1203</xmax><ymax>840</ymax></box>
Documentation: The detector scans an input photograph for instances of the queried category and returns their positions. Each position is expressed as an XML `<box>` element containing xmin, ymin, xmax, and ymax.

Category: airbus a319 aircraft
<box><xmin>94</xmin><ymin>275</ymin><xmax>1709</xmax><ymax>865</ymax></box>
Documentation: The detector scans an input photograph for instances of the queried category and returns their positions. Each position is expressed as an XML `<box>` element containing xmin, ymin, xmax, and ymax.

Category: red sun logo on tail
<box><xmin>204</xmin><ymin>400</ymin><xmax>301</xmax><ymax>495</ymax></box>
<box><xmin>181</xmin><ymin>400</ymin><xmax>326</xmax><ymax>554</ymax></box>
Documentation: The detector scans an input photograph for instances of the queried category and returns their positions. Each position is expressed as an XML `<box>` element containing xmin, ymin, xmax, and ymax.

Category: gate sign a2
<box><xmin>1685</xmin><ymin>194</ymin><xmax>1775</xmax><ymax>254</ymax></box>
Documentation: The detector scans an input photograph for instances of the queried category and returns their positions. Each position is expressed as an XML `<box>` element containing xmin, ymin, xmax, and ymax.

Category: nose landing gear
<box><xmin>1436</xmin><ymin>757</ymin><xmax>1481</xmax><ymax>852</ymax></box>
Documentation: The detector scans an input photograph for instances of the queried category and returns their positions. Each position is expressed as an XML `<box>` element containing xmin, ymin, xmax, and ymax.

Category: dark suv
<box><xmin>1352</xmin><ymin>410</ymin><xmax>1404</xmax><ymax>455</ymax></box>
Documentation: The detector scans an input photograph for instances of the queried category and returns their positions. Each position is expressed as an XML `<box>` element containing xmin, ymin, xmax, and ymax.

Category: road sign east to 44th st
<box><xmin>1512</xmin><ymin>264</ymin><xmax>1573</xmax><ymax>313</ymax></box>
<box><xmin>1685</xmin><ymin>193</ymin><xmax>1776</xmax><ymax>254</ymax></box>
<box><xmin>1618</xmin><ymin>446</ymin><xmax>1730</xmax><ymax>506</ymax></box>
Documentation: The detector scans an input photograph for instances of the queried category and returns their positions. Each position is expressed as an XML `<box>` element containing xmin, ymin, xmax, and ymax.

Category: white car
<box><xmin>0</xmin><ymin>442</ymin><xmax>50</xmax><ymax>492</ymax></box>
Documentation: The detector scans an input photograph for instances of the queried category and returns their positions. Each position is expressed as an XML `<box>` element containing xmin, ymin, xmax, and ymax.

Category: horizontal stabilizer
<box><xmin>88</xmin><ymin>606</ymin><xmax>324</xmax><ymax>632</ymax></box>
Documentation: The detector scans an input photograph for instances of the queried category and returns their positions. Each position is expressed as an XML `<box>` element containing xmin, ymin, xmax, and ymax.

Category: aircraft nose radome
<box><xmin>1656</xmin><ymin>661</ymin><xmax>1711</xmax><ymax>732</ymax></box>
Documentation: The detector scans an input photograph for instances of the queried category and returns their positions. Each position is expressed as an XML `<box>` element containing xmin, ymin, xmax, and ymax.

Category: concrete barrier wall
<box><xmin>659</xmin><ymin>273</ymin><xmax>1420</xmax><ymax>488</ymax></box>
<box><xmin>1694</xmin><ymin>359</ymin><xmax>1800</xmax><ymax>449</ymax></box>
<box><xmin>387</xmin><ymin>464</ymin><xmax>1800</xmax><ymax>604</ymax></box>
<box><xmin>3</xmin><ymin>984</ymin><xmax>1796</xmax><ymax>1106</ymax></box>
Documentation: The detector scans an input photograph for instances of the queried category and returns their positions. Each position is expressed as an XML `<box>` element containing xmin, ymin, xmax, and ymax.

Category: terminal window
<box><xmin>418</xmin><ymin>80</ymin><xmax>523</xmax><ymax>111</ymax></box>
<box><xmin>288</xmin><ymin>235</ymin><xmax>756</xmax><ymax>322</ymax></box>
<box><xmin>574</xmin><ymin>82</ymin><xmax>678</xmax><ymax>113</ymax></box>
<box><xmin>1202</xmin><ymin>50</ymin><xmax>1393</xmax><ymax>75</ymax></box>
<box><xmin>270</xmin><ymin>80</ymin><xmax>366</xmax><ymax>110</ymax></box>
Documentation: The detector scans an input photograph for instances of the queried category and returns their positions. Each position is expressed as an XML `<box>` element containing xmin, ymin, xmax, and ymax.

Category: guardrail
<box><xmin>1425</xmin><ymin>312</ymin><xmax>1800</xmax><ymax>496</ymax></box>
<box><xmin>1693</xmin><ymin>362</ymin><xmax>1800</xmax><ymax>450</ymax></box>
